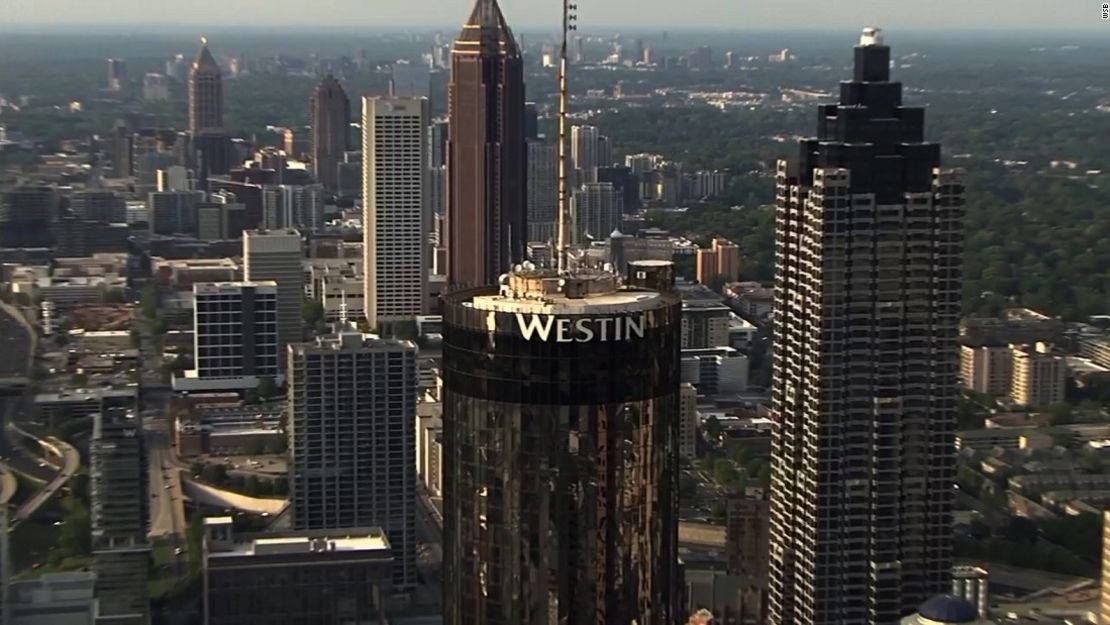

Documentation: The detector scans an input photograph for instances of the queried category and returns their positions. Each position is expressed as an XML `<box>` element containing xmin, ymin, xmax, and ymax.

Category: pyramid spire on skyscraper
<box><xmin>455</xmin><ymin>0</ymin><xmax>520</xmax><ymax>56</ymax></box>
<box><xmin>193</xmin><ymin>37</ymin><xmax>220</xmax><ymax>73</ymax></box>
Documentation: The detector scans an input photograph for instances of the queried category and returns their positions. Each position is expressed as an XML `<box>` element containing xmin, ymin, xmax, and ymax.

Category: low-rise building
<box><xmin>724</xmin><ymin>281</ymin><xmax>773</xmax><ymax>322</ymax></box>
<box><xmin>34</xmin><ymin>388</ymin><xmax>138</xmax><ymax>425</ymax></box>
<box><xmin>681</xmin><ymin>346</ymin><xmax>749</xmax><ymax>395</ymax></box>
<box><xmin>203</xmin><ymin>522</ymin><xmax>392</xmax><ymax>625</ymax></box>
<box><xmin>8</xmin><ymin>572</ymin><xmax>98</xmax><ymax>625</ymax></box>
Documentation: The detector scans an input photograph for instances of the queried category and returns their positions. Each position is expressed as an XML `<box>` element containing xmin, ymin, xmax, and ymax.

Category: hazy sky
<box><xmin>0</xmin><ymin>0</ymin><xmax>1103</xmax><ymax>30</ymax></box>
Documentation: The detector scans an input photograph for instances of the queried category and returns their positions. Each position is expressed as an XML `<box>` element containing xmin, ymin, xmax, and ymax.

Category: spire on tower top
<box><xmin>194</xmin><ymin>37</ymin><xmax>219</xmax><ymax>72</ymax></box>
<box><xmin>456</xmin><ymin>0</ymin><xmax>520</xmax><ymax>56</ymax></box>
<box><xmin>860</xmin><ymin>26</ymin><xmax>884</xmax><ymax>47</ymax></box>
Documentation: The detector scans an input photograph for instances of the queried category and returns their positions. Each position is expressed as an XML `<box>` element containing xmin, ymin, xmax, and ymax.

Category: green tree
<box><xmin>713</xmin><ymin>458</ymin><xmax>739</xmax><ymax>486</ymax></box>
<box><xmin>1047</xmin><ymin>403</ymin><xmax>1073</xmax><ymax>426</ymax></box>
<box><xmin>301</xmin><ymin>297</ymin><xmax>325</xmax><ymax>327</ymax></box>
<box><xmin>59</xmin><ymin>501</ymin><xmax>91</xmax><ymax>556</ymax></box>
<box><xmin>256</xmin><ymin>376</ymin><xmax>280</xmax><ymax>401</ymax></box>
<box><xmin>702</xmin><ymin>415</ymin><xmax>722</xmax><ymax>445</ymax></box>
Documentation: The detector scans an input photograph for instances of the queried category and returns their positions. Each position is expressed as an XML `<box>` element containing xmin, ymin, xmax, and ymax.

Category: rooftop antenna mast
<box><xmin>557</xmin><ymin>0</ymin><xmax>577</xmax><ymax>273</ymax></box>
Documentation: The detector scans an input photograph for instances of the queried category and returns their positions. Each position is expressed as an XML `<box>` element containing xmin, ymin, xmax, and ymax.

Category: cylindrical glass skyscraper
<box><xmin>442</xmin><ymin>269</ymin><xmax>681</xmax><ymax>625</ymax></box>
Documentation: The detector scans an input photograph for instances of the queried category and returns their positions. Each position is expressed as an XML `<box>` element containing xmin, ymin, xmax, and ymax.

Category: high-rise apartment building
<box><xmin>149</xmin><ymin>190</ymin><xmax>205</xmax><ymax>236</ymax></box>
<box><xmin>442</xmin><ymin>269</ymin><xmax>681</xmax><ymax>624</ymax></box>
<box><xmin>243</xmin><ymin>229</ymin><xmax>304</xmax><ymax>354</ymax></box>
<box><xmin>680</xmin><ymin>382</ymin><xmax>699</xmax><ymax>460</ymax></box>
<box><xmin>526</xmin><ymin>139</ymin><xmax>558</xmax><ymax>243</ymax></box>
<box><xmin>695</xmin><ymin>247</ymin><xmax>719</xmax><ymax>285</ymax></box>
<box><xmin>91</xmin><ymin>407</ymin><xmax>150</xmax><ymax>625</ymax></box>
<box><xmin>712</xmin><ymin>237</ymin><xmax>741</xmax><ymax>282</ymax></box>
<box><xmin>310</xmin><ymin>74</ymin><xmax>350</xmax><ymax>192</ymax></box>
<box><xmin>571</xmin><ymin>124</ymin><xmax>603</xmax><ymax>185</ymax></box>
<box><xmin>288</xmin><ymin>330</ymin><xmax>418</xmax><ymax>591</ymax></box>
<box><xmin>261</xmin><ymin>184</ymin><xmax>325</xmax><ymax>232</ymax></box>
<box><xmin>107</xmin><ymin>58</ymin><xmax>127</xmax><ymax>91</ymax></box>
<box><xmin>72</xmin><ymin>191</ymin><xmax>127</xmax><ymax>223</ymax></box>
<box><xmin>959</xmin><ymin>344</ymin><xmax>1014</xmax><ymax>396</ymax></box>
<box><xmin>190</xmin><ymin>281</ymin><xmax>279</xmax><ymax>384</ymax></box>
<box><xmin>429</xmin><ymin>120</ymin><xmax>449</xmax><ymax>169</ymax></box>
<box><xmin>142</xmin><ymin>73</ymin><xmax>169</xmax><ymax>102</ymax></box>
<box><xmin>1010</xmin><ymin>343</ymin><xmax>1066</xmax><ymax>408</ymax></box>
<box><xmin>769</xmin><ymin>28</ymin><xmax>965</xmax><ymax>625</ymax></box>
<box><xmin>571</xmin><ymin>181</ymin><xmax>621</xmax><ymax>243</ymax></box>
<box><xmin>447</xmin><ymin>0</ymin><xmax>527</xmax><ymax>289</ymax></box>
<box><xmin>362</xmin><ymin>96</ymin><xmax>428</xmax><ymax>328</ymax></box>
<box><xmin>727</xmin><ymin>489</ymin><xmax>772</xmax><ymax>624</ymax></box>
<box><xmin>0</xmin><ymin>185</ymin><xmax>58</xmax><ymax>248</ymax></box>
<box><xmin>188</xmin><ymin>38</ymin><xmax>229</xmax><ymax>175</ymax></box>
<box><xmin>1101</xmin><ymin>511</ymin><xmax>1110</xmax><ymax>624</ymax></box>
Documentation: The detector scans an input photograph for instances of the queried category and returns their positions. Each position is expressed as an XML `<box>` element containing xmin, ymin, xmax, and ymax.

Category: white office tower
<box><xmin>526</xmin><ymin>139</ymin><xmax>557</xmax><ymax>243</ymax></box>
<box><xmin>189</xmin><ymin>281</ymin><xmax>279</xmax><ymax>388</ymax></box>
<box><xmin>571</xmin><ymin>182</ymin><xmax>622</xmax><ymax>244</ymax></box>
<box><xmin>243</xmin><ymin>229</ymin><xmax>303</xmax><ymax>355</ymax></box>
<box><xmin>362</xmin><ymin>96</ymin><xmax>429</xmax><ymax>328</ymax></box>
<box><xmin>571</xmin><ymin>124</ymin><xmax>600</xmax><ymax>185</ymax></box>
<box><xmin>261</xmin><ymin>184</ymin><xmax>326</xmax><ymax>232</ymax></box>
<box><xmin>289</xmin><ymin>329</ymin><xmax>418</xmax><ymax>592</ymax></box>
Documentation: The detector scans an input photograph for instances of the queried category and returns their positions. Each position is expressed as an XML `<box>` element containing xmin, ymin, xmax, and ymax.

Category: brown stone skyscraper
<box><xmin>188</xmin><ymin>38</ymin><xmax>223</xmax><ymax>134</ymax></box>
<box><xmin>310</xmin><ymin>74</ymin><xmax>350</xmax><ymax>192</ymax></box>
<box><xmin>447</xmin><ymin>0</ymin><xmax>527</xmax><ymax>289</ymax></box>
<box><xmin>188</xmin><ymin>38</ymin><xmax>229</xmax><ymax>175</ymax></box>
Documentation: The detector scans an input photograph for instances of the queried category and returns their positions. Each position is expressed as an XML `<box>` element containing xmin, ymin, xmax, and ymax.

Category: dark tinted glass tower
<box><xmin>442</xmin><ymin>270</ymin><xmax>681</xmax><ymax>625</ymax></box>
<box><xmin>447</xmin><ymin>0</ymin><xmax>527</xmax><ymax>289</ymax></box>
<box><xmin>310</xmin><ymin>74</ymin><xmax>350</xmax><ymax>192</ymax></box>
<box><xmin>768</xmin><ymin>28</ymin><xmax>965</xmax><ymax>625</ymax></box>
<box><xmin>188</xmin><ymin>38</ymin><xmax>229</xmax><ymax>175</ymax></box>
<box><xmin>0</xmin><ymin>185</ymin><xmax>58</xmax><ymax>248</ymax></box>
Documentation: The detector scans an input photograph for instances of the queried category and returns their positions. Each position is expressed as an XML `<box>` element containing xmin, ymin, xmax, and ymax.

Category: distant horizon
<box><xmin>0</xmin><ymin>23</ymin><xmax>1105</xmax><ymax>37</ymax></box>
<box><xmin>0</xmin><ymin>0</ymin><xmax>1103</xmax><ymax>32</ymax></box>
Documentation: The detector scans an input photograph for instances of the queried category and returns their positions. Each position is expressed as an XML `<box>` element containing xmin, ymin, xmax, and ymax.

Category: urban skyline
<box><xmin>0</xmin><ymin>0</ymin><xmax>1106</xmax><ymax>622</ymax></box>
<box><xmin>0</xmin><ymin>0</ymin><xmax>1100</xmax><ymax>30</ymax></box>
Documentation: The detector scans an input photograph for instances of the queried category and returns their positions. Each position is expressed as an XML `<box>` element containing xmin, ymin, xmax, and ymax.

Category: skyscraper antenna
<box><xmin>557</xmin><ymin>0</ymin><xmax>577</xmax><ymax>273</ymax></box>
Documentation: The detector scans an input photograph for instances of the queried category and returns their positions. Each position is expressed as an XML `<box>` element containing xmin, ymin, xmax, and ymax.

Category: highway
<box><xmin>11</xmin><ymin>434</ymin><xmax>79</xmax><ymax>526</ymax></box>
<box><xmin>0</xmin><ymin>462</ymin><xmax>16</xmax><ymax>506</ymax></box>
<box><xmin>0</xmin><ymin>399</ymin><xmax>55</xmax><ymax>482</ymax></box>
<box><xmin>0</xmin><ymin>300</ymin><xmax>33</xmax><ymax>378</ymax></box>
<box><xmin>146</xmin><ymin>424</ymin><xmax>187</xmax><ymax>540</ymax></box>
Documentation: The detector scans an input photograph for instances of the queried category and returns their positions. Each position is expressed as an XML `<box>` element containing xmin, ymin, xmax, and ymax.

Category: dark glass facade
<box><xmin>442</xmin><ymin>286</ymin><xmax>682</xmax><ymax>625</ymax></box>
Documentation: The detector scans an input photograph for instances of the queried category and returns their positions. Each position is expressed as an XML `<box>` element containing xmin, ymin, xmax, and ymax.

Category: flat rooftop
<box><xmin>194</xmin><ymin>280</ymin><xmax>278</xmax><ymax>294</ymax></box>
<box><xmin>211</xmin><ymin>530</ymin><xmax>391</xmax><ymax>559</ymax></box>
<box><xmin>470</xmin><ymin>269</ymin><xmax>667</xmax><ymax>315</ymax></box>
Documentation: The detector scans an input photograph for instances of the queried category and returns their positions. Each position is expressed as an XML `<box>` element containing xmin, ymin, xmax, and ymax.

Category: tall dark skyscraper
<box><xmin>768</xmin><ymin>28</ymin><xmax>965</xmax><ymax>625</ymax></box>
<box><xmin>188</xmin><ymin>38</ymin><xmax>229</xmax><ymax>175</ymax></box>
<box><xmin>310</xmin><ymin>74</ymin><xmax>350</xmax><ymax>192</ymax></box>
<box><xmin>447</xmin><ymin>0</ymin><xmax>527</xmax><ymax>289</ymax></box>
<box><xmin>0</xmin><ymin>185</ymin><xmax>58</xmax><ymax>249</ymax></box>
<box><xmin>442</xmin><ymin>269</ymin><xmax>681</xmax><ymax>625</ymax></box>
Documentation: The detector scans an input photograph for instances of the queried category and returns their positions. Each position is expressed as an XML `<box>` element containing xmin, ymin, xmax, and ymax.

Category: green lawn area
<box><xmin>10</xmin><ymin>520</ymin><xmax>67</xmax><ymax>575</ymax></box>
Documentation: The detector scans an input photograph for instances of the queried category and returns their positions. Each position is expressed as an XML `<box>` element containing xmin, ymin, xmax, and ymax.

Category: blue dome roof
<box><xmin>918</xmin><ymin>594</ymin><xmax>979</xmax><ymax>623</ymax></box>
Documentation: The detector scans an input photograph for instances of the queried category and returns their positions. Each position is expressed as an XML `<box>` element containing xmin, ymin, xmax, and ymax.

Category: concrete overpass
<box><xmin>181</xmin><ymin>479</ymin><xmax>287</xmax><ymax>516</ymax></box>
<box><xmin>0</xmin><ymin>463</ymin><xmax>15</xmax><ymax>506</ymax></box>
<box><xmin>9</xmin><ymin>434</ymin><xmax>80</xmax><ymax>528</ymax></box>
